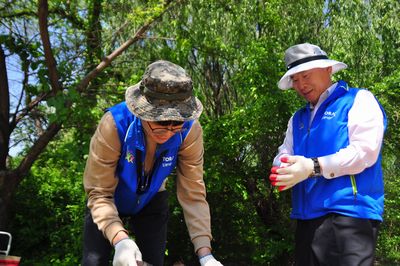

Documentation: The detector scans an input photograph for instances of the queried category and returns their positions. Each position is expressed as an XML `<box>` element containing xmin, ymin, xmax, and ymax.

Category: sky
<box><xmin>6</xmin><ymin>53</ymin><xmax>24</xmax><ymax>157</ymax></box>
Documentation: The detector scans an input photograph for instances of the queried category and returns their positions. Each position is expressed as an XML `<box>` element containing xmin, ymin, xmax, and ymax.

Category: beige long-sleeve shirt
<box><xmin>83</xmin><ymin>112</ymin><xmax>212</xmax><ymax>252</ymax></box>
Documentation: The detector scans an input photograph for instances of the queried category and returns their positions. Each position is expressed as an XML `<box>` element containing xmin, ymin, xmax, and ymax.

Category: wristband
<box><xmin>310</xmin><ymin>157</ymin><xmax>321</xmax><ymax>176</ymax></box>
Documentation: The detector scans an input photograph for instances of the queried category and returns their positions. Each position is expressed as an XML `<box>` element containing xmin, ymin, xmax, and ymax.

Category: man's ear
<box><xmin>327</xmin><ymin>66</ymin><xmax>333</xmax><ymax>75</ymax></box>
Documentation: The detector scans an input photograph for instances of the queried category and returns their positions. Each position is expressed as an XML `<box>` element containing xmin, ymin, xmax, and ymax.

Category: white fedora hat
<box><xmin>278</xmin><ymin>43</ymin><xmax>348</xmax><ymax>90</ymax></box>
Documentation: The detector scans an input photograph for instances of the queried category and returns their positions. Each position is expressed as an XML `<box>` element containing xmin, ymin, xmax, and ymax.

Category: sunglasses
<box><xmin>147</xmin><ymin>121</ymin><xmax>186</xmax><ymax>135</ymax></box>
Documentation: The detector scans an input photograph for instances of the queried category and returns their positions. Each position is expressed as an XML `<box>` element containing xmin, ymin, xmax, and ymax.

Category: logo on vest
<box><xmin>322</xmin><ymin>111</ymin><xmax>336</xmax><ymax>120</ymax></box>
<box><xmin>125</xmin><ymin>150</ymin><xmax>135</xmax><ymax>163</ymax></box>
<box><xmin>162</xmin><ymin>156</ymin><xmax>174</xmax><ymax>167</ymax></box>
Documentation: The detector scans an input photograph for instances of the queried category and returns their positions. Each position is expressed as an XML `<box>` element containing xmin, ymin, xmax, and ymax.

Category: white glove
<box><xmin>113</xmin><ymin>238</ymin><xmax>142</xmax><ymax>266</ymax></box>
<box><xmin>272</xmin><ymin>156</ymin><xmax>314</xmax><ymax>191</ymax></box>
<box><xmin>199</xmin><ymin>254</ymin><xmax>223</xmax><ymax>266</ymax></box>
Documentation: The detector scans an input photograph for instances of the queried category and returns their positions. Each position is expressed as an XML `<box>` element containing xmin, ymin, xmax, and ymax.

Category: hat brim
<box><xmin>278</xmin><ymin>59</ymin><xmax>348</xmax><ymax>90</ymax></box>
<box><xmin>125</xmin><ymin>82</ymin><xmax>203</xmax><ymax>121</ymax></box>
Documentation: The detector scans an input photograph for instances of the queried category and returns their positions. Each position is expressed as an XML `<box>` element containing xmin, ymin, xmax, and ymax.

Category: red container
<box><xmin>0</xmin><ymin>256</ymin><xmax>21</xmax><ymax>266</ymax></box>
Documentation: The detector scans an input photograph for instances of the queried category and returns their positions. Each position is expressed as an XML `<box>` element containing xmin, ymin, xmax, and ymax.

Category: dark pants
<box><xmin>295</xmin><ymin>214</ymin><xmax>380</xmax><ymax>266</ymax></box>
<box><xmin>82</xmin><ymin>191</ymin><xmax>169</xmax><ymax>266</ymax></box>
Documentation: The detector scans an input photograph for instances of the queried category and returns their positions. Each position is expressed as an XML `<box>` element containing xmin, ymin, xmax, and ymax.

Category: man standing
<box><xmin>270</xmin><ymin>43</ymin><xmax>386</xmax><ymax>265</ymax></box>
<box><xmin>82</xmin><ymin>60</ymin><xmax>223</xmax><ymax>266</ymax></box>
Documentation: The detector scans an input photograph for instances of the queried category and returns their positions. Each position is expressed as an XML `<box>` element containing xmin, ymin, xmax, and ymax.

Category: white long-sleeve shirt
<box><xmin>273</xmin><ymin>82</ymin><xmax>385</xmax><ymax>179</ymax></box>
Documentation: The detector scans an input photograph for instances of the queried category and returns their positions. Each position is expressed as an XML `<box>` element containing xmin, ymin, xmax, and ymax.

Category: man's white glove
<box><xmin>270</xmin><ymin>156</ymin><xmax>314</xmax><ymax>191</ymax></box>
<box><xmin>199</xmin><ymin>254</ymin><xmax>223</xmax><ymax>266</ymax></box>
<box><xmin>113</xmin><ymin>238</ymin><xmax>142</xmax><ymax>266</ymax></box>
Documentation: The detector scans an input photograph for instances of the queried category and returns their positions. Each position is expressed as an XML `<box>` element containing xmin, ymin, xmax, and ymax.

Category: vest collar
<box><xmin>307</xmin><ymin>80</ymin><xmax>348</xmax><ymax>111</ymax></box>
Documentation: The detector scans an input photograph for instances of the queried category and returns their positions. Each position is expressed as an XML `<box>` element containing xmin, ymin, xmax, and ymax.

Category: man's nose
<box><xmin>294</xmin><ymin>78</ymin><xmax>305</xmax><ymax>90</ymax></box>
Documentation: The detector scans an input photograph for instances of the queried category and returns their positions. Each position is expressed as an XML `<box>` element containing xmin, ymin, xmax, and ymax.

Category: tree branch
<box><xmin>1</xmin><ymin>7</ymin><xmax>85</xmax><ymax>30</ymax></box>
<box><xmin>0</xmin><ymin>10</ymin><xmax>36</xmax><ymax>19</ymax></box>
<box><xmin>16</xmin><ymin>122</ymin><xmax>62</xmax><ymax>180</ymax></box>
<box><xmin>13</xmin><ymin>0</ymin><xmax>182</xmax><ymax>179</ymax></box>
<box><xmin>13</xmin><ymin>92</ymin><xmax>50</xmax><ymax>125</ymax></box>
<box><xmin>9</xmin><ymin>52</ymin><xmax>31</xmax><ymax>132</ymax></box>
<box><xmin>38</xmin><ymin>0</ymin><xmax>61</xmax><ymax>94</ymax></box>
<box><xmin>52</xmin><ymin>6</ymin><xmax>85</xmax><ymax>30</ymax></box>
<box><xmin>77</xmin><ymin>0</ymin><xmax>178</xmax><ymax>92</ymax></box>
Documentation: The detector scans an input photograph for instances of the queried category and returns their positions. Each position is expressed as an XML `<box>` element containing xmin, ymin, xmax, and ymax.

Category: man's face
<box><xmin>291</xmin><ymin>67</ymin><xmax>333</xmax><ymax>105</ymax></box>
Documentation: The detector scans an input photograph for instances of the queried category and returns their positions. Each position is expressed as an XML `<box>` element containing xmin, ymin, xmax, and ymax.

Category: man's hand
<box><xmin>269</xmin><ymin>156</ymin><xmax>314</xmax><ymax>191</ymax></box>
<box><xmin>199</xmin><ymin>254</ymin><xmax>223</xmax><ymax>266</ymax></box>
<box><xmin>113</xmin><ymin>238</ymin><xmax>142</xmax><ymax>266</ymax></box>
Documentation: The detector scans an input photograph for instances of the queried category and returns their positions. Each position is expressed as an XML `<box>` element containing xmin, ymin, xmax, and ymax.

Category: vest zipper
<box><xmin>350</xmin><ymin>175</ymin><xmax>358</xmax><ymax>200</ymax></box>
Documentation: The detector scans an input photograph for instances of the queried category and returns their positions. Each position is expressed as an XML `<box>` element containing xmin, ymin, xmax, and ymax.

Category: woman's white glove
<box><xmin>113</xmin><ymin>238</ymin><xmax>142</xmax><ymax>266</ymax></box>
<box><xmin>199</xmin><ymin>254</ymin><xmax>223</xmax><ymax>266</ymax></box>
<box><xmin>269</xmin><ymin>156</ymin><xmax>314</xmax><ymax>191</ymax></box>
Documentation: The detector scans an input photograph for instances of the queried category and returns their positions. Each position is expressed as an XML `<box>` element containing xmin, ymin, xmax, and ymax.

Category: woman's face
<box><xmin>142</xmin><ymin>120</ymin><xmax>184</xmax><ymax>144</ymax></box>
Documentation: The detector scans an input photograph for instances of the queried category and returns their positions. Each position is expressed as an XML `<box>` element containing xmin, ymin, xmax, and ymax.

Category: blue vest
<box><xmin>291</xmin><ymin>80</ymin><xmax>387</xmax><ymax>221</ymax></box>
<box><xmin>108</xmin><ymin>102</ymin><xmax>193</xmax><ymax>215</ymax></box>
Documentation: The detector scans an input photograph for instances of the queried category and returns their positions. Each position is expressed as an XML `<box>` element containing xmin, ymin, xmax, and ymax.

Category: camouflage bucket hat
<box><xmin>126</xmin><ymin>60</ymin><xmax>203</xmax><ymax>121</ymax></box>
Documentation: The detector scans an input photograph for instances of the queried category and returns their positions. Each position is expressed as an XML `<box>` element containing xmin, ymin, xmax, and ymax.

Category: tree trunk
<box><xmin>0</xmin><ymin>45</ymin><xmax>10</xmax><ymax>170</ymax></box>
<box><xmin>0</xmin><ymin>170</ymin><xmax>19</xmax><ymax>230</ymax></box>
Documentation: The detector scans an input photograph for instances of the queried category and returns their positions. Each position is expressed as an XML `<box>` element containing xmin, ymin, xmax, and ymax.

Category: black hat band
<box><xmin>287</xmin><ymin>55</ymin><xmax>329</xmax><ymax>70</ymax></box>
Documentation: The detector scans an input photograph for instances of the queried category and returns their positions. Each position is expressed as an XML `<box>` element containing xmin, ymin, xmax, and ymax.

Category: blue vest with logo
<box><xmin>291</xmin><ymin>80</ymin><xmax>387</xmax><ymax>221</ymax></box>
<box><xmin>108</xmin><ymin>102</ymin><xmax>193</xmax><ymax>215</ymax></box>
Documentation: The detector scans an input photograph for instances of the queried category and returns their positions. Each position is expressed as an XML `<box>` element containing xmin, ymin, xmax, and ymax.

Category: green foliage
<box><xmin>371</xmin><ymin>70</ymin><xmax>400</xmax><ymax>264</ymax></box>
<box><xmin>5</xmin><ymin>0</ymin><xmax>400</xmax><ymax>265</ymax></box>
<box><xmin>10</xmin><ymin>131</ymin><xmax>86</xmax><ymax>265</ymax></box>
<box><xmin>198</xmin><ymin>95</ymin><xmax>296</xmax><ymax>264</ymax></box>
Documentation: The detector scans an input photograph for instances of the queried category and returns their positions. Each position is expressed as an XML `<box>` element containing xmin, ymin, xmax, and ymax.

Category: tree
<box><xmin>0</xmin><ymin>0</ymin><xmax>177</xmax><ymax>230</ymax></box>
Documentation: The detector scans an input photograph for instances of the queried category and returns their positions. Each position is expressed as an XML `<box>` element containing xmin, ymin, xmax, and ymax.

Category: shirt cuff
<box><xmin>318</xmin><ymin>155</ymin><xmax>339</xmax><ymax>179</ymax></box>
<box><xmin>192</xmin><ymin>236</ymin><xmax>212</xmax><ymax>253</ymax></box>
<box><xmin>105</xmin><ymin>221</ymin><xmax>128</xmax><ymax>244</ymax></box>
